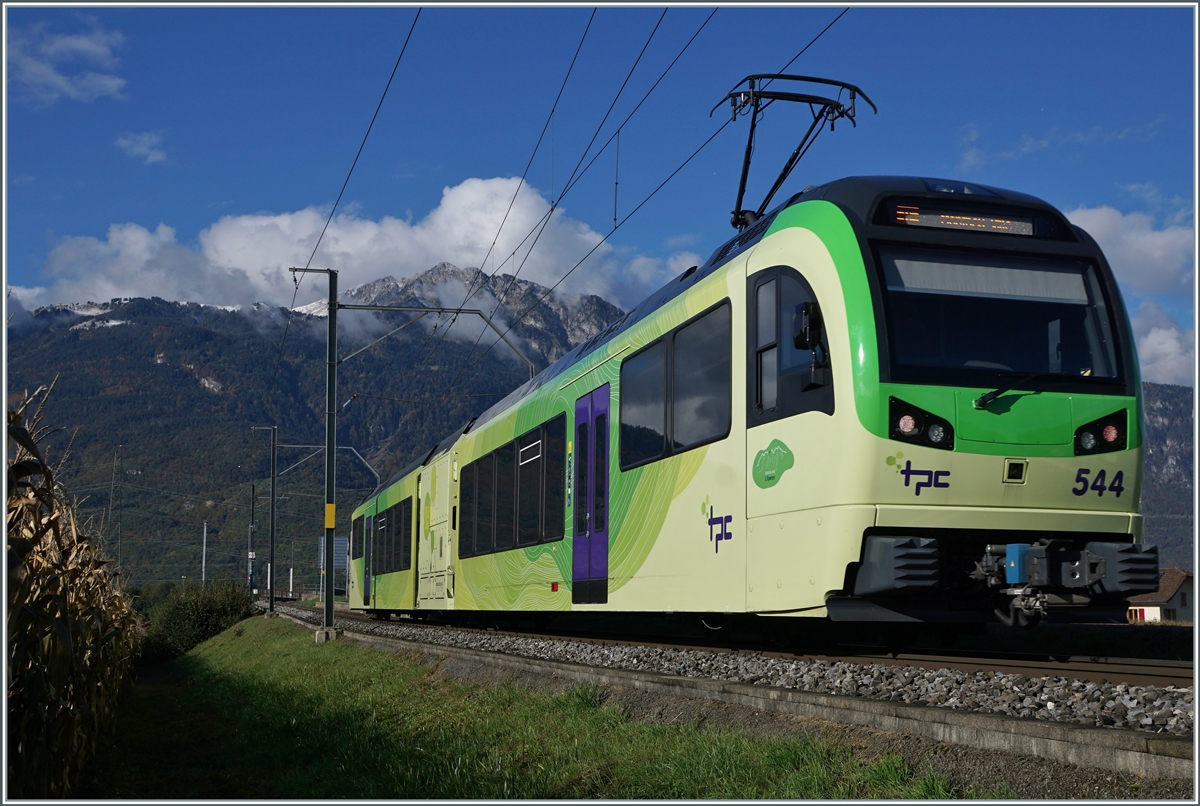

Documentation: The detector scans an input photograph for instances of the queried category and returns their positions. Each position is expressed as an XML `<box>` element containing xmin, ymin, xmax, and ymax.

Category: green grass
<box><xmin>79</xmin><ymin>617</ymin><xmax>1000</xmax><ymax>799</ymax></box>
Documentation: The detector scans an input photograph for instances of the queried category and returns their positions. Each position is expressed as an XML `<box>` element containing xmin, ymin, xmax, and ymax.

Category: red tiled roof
<box><xmin>1128</xmin><ymin>567</ymin><xmax>1193</xmax><ymax>604</ymax></box>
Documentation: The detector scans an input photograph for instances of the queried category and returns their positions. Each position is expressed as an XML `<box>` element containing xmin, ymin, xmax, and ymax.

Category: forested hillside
<box><xmin>6</xmin><ymin>264</ymin><xmax>623</xmax><ymax>590</ymax></box>
<box><xmin>1142</xmin><ymin>382</ymin><xmax>1194</xmax><ymax>571</ymax></box>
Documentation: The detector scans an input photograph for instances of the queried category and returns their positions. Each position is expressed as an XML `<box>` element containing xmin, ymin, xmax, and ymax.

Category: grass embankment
<box><xmin>80</xmin><ymin>617</ymin><xmax>999</xmax><ymax>799</ymax></box>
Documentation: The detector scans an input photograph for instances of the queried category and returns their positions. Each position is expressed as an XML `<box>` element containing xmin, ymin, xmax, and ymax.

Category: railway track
<box><xmin>284</xmin><ymin>604</ymin><xmax>1193</xmax><ymax>689</ymax></box>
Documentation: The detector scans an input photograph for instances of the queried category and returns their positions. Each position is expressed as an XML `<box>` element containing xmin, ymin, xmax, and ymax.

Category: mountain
<box><xmin>6</xmin><ymin>264</ymin><xmax>625</xmax><ymax>590</ymax></box>
<box><xmin>298</xmin><ymin>262</ymin><xmax>624</xmax><ymax>367</ymax></box>
<box><xmin>1141</xmin><ymin>382</ymin><xmax>1194</xmax><ymax>571</ymax></box>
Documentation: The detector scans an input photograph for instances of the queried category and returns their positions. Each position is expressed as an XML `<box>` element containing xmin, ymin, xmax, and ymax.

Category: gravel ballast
<box><xmin>267</xmin><ymin>604</ymin><xmax>1192</xmax><ymax>738</ymax></box>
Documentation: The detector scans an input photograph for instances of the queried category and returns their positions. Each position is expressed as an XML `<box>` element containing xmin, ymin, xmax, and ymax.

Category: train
<box><xmin>348</xmin><ymin>170</ymin><xmax>1158</xmax><ymax>629</ymax></box>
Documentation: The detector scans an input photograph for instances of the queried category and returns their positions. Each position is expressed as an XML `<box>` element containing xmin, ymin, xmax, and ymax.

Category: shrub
<box><xmin>7</xmin><ymin>384</ymin><xmax>142</xmax><ymax>798</ymax></box>
<box><xmin>140</xmin><ymin>580</ymin><xmax>254</xmax><ymax>664</ymax></box>
<box><xmin>124</xmin><ymin>581</ymin><xmax>178</xmax><ymax>618</ymax></box>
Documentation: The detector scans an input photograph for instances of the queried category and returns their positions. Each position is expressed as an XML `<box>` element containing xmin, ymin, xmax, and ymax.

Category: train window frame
<box><xmin>371</xmin><ymin>511</ymin><xmax>382</xmax><ymax>575</ymax></box>
<box><xmin>351</xmin><ymin>516</ymin><xmax>364</xmax><ymax>561</ymax></box>
<box><xmin>458</xmin><ymin>414</ymin><xmax>569</xmax><ymax>560</ymax></box>
<box><xmin>475</xmin><ymin>453</ymin><xmax>496</xmax><ymax>555</ymax></box>
<box><xmin>543</xmin><ymin>415</ymin><xmax>567</xmax><ymax>542</ymax></box>
<box><xmin>672</xmin><ymin>303</ymin><xmax>733</xmax><ymax>452</ymax></box>
<box><xmin>376</xmin><ymin>507</ymin><xmax>391</xmax><ymax>574</ymax></box>
<box><xmin>493</xmin><ymin>443</ymin><xmax>517</xmax><ymax>552</ymax></box>
<box><xmin>867</xmin><ymin>241</ymin><xmax>1131</xmax><ymax>394</ymax></box>
<box><xmin>398</xmin><ymin>496</ymin><xmax>413</xmax><ymax>571</ymax></box>
<box><xmin>459</xmin><ymin>462</ymin><xmax>476</xmax><ymax>558</ymax></box>
<box><xmin>517</xmin><ymin>430</ymin><xmax>543</xmax><ymax>547</ymax></box>
<box><xmin>619</xmin><ymin>299</ymin><xmax>733</xmax><ymax>472</ymax></box>
<box><xmin>746</xmin><ymin>268</ymin><xmax>834</xmax><ymax>429</ymax></box>
<box><xmin>618</xmin><ymin>339</ymin><xmax>668</xmax><ymax>469</ymax></box>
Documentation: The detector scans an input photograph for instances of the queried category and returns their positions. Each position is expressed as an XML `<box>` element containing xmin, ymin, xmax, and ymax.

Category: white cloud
<box><xmin>115</xmin><ymin>131</ymin><xmax>166</xmax><ymax>165</ymax></box>
<box><xmin>7</xmin><ymin>20</ymin><xmax>126</xmax><ymax>104</ymax></box>
<box><xmin>1117</xmin><ymin>182</ymin><xmax>1194</xmax><ymax>227</ymax></box>
<box><xmin>1065</xmin><ymin>206</ymin><xmax>1194</xmax><ymax>296</ymax></box>
<box><xmin>956</xmin><ymin>125</ymin><xmax>1048</xmax><ymax>172</ymax></box>
<box><xmin>11</xmin><ymin>222</ymin><xmax>254</xmax><ymax>309</ymax></box>
<box><xmin>13</xmin><ymin>177</ymin><xmax>694</xmax><ymax>312</ymax></box>
<box><xmin>1131</xmin><ymin>302</ymin><xmax>1195</xmax><ymax>386</ymax></box>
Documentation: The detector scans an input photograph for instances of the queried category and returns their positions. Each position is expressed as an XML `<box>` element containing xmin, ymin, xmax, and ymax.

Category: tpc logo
<box><xmin>701</xmin><ymin>495</ymin><xmax>733</xmax><ymax>553</ymax></box>
<box><xmin>886</xmin><ymin>453</ymin><xmax>950</xmax><ymax>496</ymax></box>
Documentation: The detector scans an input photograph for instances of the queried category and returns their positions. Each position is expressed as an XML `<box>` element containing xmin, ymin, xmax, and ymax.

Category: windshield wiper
<box><xmin>974</xmin><ymin>372</ymin><xmax>1069</xmax><ymax>409</ymax></box>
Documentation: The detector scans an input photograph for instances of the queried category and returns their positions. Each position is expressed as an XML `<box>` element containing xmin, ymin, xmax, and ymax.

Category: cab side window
<box><xmin>748</xmin><ymin>267</ymin><xmax>834</xmax><ymax>427</ymax></box>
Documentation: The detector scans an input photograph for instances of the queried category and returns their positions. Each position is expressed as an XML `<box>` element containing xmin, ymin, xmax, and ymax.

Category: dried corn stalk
<box><xmin>7</xmin><ymin>385</ymin><xmax>142</xmax><ymax>798</ymax></box>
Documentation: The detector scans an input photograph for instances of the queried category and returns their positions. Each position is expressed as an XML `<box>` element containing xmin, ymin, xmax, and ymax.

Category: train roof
<box><xmin>365</xmin><ymin>174</ymin><xmax>1070</xmax><ymax>499</ymax></box>
<box><xmin>800</xmin><ymin>175</ymin><xmax>1059</xmax><ymax>222</ymax></box>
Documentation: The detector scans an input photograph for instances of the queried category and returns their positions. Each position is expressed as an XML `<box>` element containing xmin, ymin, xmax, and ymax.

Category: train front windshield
<box><xmin>874</xmin><ymin>245</ymin><xmax>1126</xmax><ymax>389</ymax></box>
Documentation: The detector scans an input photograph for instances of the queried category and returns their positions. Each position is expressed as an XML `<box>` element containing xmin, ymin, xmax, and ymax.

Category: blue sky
<box><xmin>5</xmin><ymin>5</ymin><xmax>1196</xmax><ymax>384</ymax></box>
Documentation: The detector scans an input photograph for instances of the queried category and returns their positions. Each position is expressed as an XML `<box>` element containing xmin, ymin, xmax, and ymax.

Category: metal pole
<box><xmin>202</xmin><ymin>521</ymin><xmax>207</xmax><ymax>585</ymax></box>
<box><xmin>290</xmin><ymin>541</ymin><xmax>294</xmax><ymax>597</ymax></box>
<box><xmin>116</xmin><ymin>444</ymin><xmax>122</xmax><ymax>577</ymax></box>
<box><xmin>270</xmin><ymin>425</ymin><xmax>277</xmax><ymax>613</ymax></box>
<box><xmin>249</xmin><ymin>483</ymin><xmax>256</xmax><ymax>593</ymax></box>
<box><xmin>325</xmin><ymin>270</ymin><xmax>338</xmax><ymax>629</ymax></box>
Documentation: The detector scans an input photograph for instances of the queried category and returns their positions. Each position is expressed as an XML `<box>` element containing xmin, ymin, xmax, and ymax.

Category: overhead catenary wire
<box><xmin>402</xmin><ymin>9</ymin><xmax>597</xmax><ymax>388</ymax></box>
<box><xmin>266</xmin><ymin>8</ymin><xmax>422</xmax><ymax>392</ymax></box>
<box><xmin>451</xmin><ymin>8</ymin><xmax>849</xmax><ymax>381</ymax></box>
<box><xmin>458</xmin><ymin>117</ymin><xmax>735</xmax><ymax>379</ymax></box>
<box><xmin>439</xmin><ymin>8</ymin><xmax>717</xmax><ymax>399</ymax></box>
<box><xmin>485</xmin><ymin>8</ymin><xmax>668</xmax><ymax>318</ymax></box>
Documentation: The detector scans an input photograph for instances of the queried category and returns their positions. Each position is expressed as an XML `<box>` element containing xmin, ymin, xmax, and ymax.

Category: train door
<box><xmin>361</xmin><ymin>501</ymin><xmax>377</xmax><ymax>607</ymax></box>
<box><xmin>418</xmin><ymin>452</ymin><xmax>453</xmax><ymax>608</ymax></box>
<box><xmin>573</xmin><ymin>384</ymin><xmax>610</xmax><ymax>604</ymax></box>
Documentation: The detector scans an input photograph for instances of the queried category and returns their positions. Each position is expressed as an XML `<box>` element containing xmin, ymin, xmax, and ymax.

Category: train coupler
<box><xmin>993</xmin><ymin>586</ymin><xmax>1048</xmax><ymax>628</ymax></box>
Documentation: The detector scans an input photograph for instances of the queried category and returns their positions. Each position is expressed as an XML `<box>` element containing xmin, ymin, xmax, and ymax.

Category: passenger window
<box><xmin>619</xmin><ymin>341</ymin><xmax>667</xmax><ymax>469</ymax></box>
<box><xmin>475</xmin><ymin>453</ymin><xmax>495</xmax><ymax>555</ymax></box>
<box><xmin>351</xmin><ymin>516</ymin><xmax>364</xmax><ymax>560</ymax></box>
<box><xmin>459</xmin><ymin>463</ymin><xmax>476</xmax><ymax>558</ymax></box>
<box><xmin>517</xmin><ymin>431</ymin><xmax>542</xmax><ymax>547</ymax></box>
<box><xmin>673</xmin><ymin>304</ymin><xmax>731</xmax><ymax>450</ymax></box>
<box><xmin>369</xmin><ymin>513</ymin><xmax>379</xmax><ymax>575</ymax></box>
<box><xmin>493</xmin><ymin>443</ymin><xmax>517</xmax><ymax>551</ymax></box>
<box><xmin>398</xmin><ymin>497</ymin><xmax>413</xmax><ymax>571</ymax></box>
<box><xmin>543</xmin><ymin>415</ymin><xmax>567</xmax><ymax>542</ymax></box>
<box><xmin>377</xmin><ymin>509</ymin><xmax>390</xmax><ymax>573</ymax></box>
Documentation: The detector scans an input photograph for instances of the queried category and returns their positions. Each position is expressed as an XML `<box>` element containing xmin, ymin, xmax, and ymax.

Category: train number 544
<box><xmin>1072</xmin><ymin>468</ymin><xmax>1125</xmax><ymax>498</ymax></box>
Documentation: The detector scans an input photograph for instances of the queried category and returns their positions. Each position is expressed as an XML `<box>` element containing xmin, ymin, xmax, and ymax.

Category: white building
<box><xmin>1127</xmin><ymin>567</ymin><xmax>1193</xmax><ymax>623</ymax></box>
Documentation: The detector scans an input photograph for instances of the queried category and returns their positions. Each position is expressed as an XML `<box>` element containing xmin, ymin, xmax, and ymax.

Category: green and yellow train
<box><xmin>350</xmin><ymin>174</ymin><xmax>1158</xmax><ymax>627</ymax></box>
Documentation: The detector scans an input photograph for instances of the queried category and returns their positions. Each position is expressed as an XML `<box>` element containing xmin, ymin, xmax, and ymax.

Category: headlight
<box><xmin>1074</xmin><ymin>411</ymin><xmax>1127</xmax><ymax>455</ymax></box>
<box><xmin>889</xmin><ymin>397</ymin><xmax>954</xmax><ymax>450</ymax></box>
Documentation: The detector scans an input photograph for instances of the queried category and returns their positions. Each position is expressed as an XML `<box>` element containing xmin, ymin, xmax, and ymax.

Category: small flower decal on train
<box><xmin>706</xmin><ymin>502</ymin><xmax>733</xmax><ymax>553</ymax></box>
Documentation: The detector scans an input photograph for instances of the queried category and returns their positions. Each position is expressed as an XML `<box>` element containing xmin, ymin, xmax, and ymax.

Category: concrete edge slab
<box><xmin>276</xmin><ymin>612</ymin><xmax>1193</xmax><ymax>781</ymax></box>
